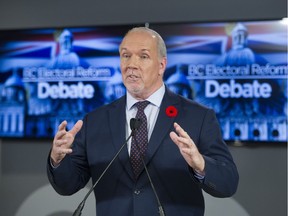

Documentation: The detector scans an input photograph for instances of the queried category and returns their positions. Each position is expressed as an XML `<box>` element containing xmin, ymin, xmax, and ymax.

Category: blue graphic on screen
<box><xmin>0</xmin><ymin>20</ymin><xmax>287</xmax><ymax>142</ymax></box>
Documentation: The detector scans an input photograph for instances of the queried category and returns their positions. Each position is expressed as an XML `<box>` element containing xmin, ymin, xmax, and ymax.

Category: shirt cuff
<box><xmin>193</xmin><ymin>169</ymin><xmax>205</xmax><ymax>182</ymax></box>
<box><xmin>50</xmin><ymin>158</ymin><xmax>60</xmax><ymax>169</ymax></box>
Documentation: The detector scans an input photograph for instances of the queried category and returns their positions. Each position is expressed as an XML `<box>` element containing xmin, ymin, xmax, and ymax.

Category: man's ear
<box><xmin>159</xmin><ymin>57</ymin><xmax>167</xmax><ymax>76</ymax></box>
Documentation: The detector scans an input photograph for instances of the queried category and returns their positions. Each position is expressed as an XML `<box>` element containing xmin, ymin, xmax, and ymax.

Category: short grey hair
<box><xmin>121</xmin><ymin>27</ymin><xmax>167</xmax><ymax>58</ymax></box>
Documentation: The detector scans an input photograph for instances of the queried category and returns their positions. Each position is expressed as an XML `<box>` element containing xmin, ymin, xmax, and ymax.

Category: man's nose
<box><xmin>127</xmin><ymin>55</ymin><xmax>139</xmax><ymax>67</ymax></box>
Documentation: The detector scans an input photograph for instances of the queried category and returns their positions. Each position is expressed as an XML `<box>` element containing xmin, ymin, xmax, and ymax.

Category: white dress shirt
<box><xmin>125</xmin><ymin>84</ymin><xmax>165</xmax><ymax>155</ymax></box>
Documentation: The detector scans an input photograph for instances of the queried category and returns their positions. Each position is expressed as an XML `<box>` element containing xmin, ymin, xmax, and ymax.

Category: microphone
<box><xmin>131</xmin><ymin>118</ymin><xmax>142</xmax><ymax>132</ymax></box>
<box><xmin>134</xmin><ymin>118</ymin><xmax>166</xmax><ymax>216</ymax></box>
<box><xmin>72</xmin><ymin>118</ymin><xmax>141</xmax><ymax>216</ymax></box>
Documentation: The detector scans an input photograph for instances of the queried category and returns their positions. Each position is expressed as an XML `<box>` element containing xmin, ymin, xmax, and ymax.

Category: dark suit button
<box><xmin>134</xmin><ymin>190</ymin><xmax>141</xmax><ymax>195</ymax></box>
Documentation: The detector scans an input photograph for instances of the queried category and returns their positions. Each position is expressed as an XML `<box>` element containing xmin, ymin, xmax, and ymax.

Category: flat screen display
<box><xmin>0</xmin><ymin>19</ymin><xmax>287</xmax><ymax>142</ymax></box>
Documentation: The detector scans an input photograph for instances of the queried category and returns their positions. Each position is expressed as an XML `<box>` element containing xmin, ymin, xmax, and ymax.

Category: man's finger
<box><xmin>174</xmin><ymin>122</ymin><xmax>189</xmax><ymax>138</ymax></box>
<box><xmin>60</xmin><ymin>148</ymin><xmax>73</xmax><ymax>155</ymax></box>
<box><xmin>172</xmin><ymin>123</ymin><xmax>196</xmax><ymax>148</ymax></box>
<box><xmin>170</xmin><ymin>131</ymin><xmax>179</xmax><ymax>144</ymax></box>
<box><xmin>54</xmin><ymin>128</ymin><xmax>67</xmax><ymax>141</ymax></box>
<box><xmin>58</xmin><ymin>120</ymin><xmax>68</xmax><ymax>131</ymax></box>
<box><xmin>69</xmin><ymin>120</ymin><xmax>83</xmax><ymax>137</ymax></box>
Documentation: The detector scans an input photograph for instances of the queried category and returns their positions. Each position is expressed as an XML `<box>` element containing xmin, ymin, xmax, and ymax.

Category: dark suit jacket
<box><xmin>47</xmin><ymin>87</ymin><xmax>239</xmax><ymax>216</ymax></box>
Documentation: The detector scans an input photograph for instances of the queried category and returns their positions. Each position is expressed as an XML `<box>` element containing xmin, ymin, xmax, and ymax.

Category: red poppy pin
<box><xmin>165</xmin><ymin>106</ymin><xmax>178</xmax><ymax>117</ymax></box>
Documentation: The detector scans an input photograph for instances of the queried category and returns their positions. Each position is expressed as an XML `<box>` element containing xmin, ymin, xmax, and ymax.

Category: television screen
<box><xmin>0</xmin><ymin>19</ymin><xmax>287</xmax><ymax>142</ymax></box>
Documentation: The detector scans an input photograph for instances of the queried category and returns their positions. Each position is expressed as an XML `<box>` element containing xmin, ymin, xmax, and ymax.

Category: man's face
<box><xmin>119</xmin><ymin>30</ymin><xmax>167</xmax><ymax>99</ymax></box>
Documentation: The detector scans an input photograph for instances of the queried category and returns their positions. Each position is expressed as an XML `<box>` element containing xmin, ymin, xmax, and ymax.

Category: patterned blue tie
<box><xmin>130</xmin><ymin>101</ymin><xmax>150</xmax><ymax>179</ymax></box>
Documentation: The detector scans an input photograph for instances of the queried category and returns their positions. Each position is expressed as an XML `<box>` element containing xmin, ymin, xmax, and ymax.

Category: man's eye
<box><xmin>122</xmin><ymin>54</ymin><xmax>130</xmax><ymax>58</ymax></box>
<box><xmin>141</xmin><ymin>55</ymin><xmax>149</xmax><ymax>59</ymax></box>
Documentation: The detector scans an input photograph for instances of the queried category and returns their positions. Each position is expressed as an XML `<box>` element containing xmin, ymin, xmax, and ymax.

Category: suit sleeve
<box><xmin>193</xmin><ymin>108</ymin><xmax>239</xmax><ymax>198</ymax></box>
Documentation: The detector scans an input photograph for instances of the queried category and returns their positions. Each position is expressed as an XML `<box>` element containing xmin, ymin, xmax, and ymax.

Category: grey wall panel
<box><xmin>0</xmin><ymin>0</ymin><xmax>286</xmax><ymax>29</ymax></box>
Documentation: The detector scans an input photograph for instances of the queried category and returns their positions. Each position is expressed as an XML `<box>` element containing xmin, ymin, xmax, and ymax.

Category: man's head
<box><xmin>119</xmin><ymin>27</ymin><xmax>167</xmax><ymax>100</ymax></box>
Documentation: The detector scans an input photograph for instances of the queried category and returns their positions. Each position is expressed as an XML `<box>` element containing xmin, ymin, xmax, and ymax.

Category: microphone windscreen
<box><xmin>130</xmin><ymin>118</ymin><xmax>136</xmax><ymax>130</ymax></box>
<box><xmin>130</xmin><ymin>118</ymin><xmax>142</xmax><ymax>130</ymax></box>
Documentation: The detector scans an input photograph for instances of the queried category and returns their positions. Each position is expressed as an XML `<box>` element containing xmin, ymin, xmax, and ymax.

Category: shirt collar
<box><xmin>126</xmin><ymin>84</ymin><xmax>165</xmax><ymax>110</ymax></box>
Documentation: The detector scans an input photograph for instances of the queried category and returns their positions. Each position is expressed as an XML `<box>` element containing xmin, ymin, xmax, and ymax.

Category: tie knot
<box><xmin>135</xmin><ymin>101</ymin><xmax>150</xmax><ymax>112</ymax></box>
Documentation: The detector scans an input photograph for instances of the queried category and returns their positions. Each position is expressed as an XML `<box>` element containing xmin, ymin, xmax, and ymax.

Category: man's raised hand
<box><xmin>50</xmin><ymin>120</ymin><xmax>83</xmax><ymax>166</ymax></box>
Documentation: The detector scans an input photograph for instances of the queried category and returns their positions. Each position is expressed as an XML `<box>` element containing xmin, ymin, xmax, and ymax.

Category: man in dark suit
<box><xmin>47</xmin><ymin>27</ymin><xmax>239</xmax><ymax>216</ymax></box>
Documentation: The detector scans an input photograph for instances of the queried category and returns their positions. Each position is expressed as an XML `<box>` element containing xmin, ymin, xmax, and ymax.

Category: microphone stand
<box><xmin>133</xmin><ymin>119</ymin><xmax>166</xmax><ymax>216</ymax></box>
<box><xmin>73</xmin><ymin>118</ymin><xmax>139</xmax><ymax>216</ymax></box>
<box><xmin>141</xmin><ymin>156</ymin><xmax>166</xmax><ymax>216</ymax></box>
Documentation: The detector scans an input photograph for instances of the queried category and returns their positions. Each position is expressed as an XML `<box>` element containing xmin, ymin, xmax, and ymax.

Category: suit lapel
<box><xmin>145</xmin><ymin>88</ymin><xmax>180</xmax><ymax>165</ymax></box>
<box><xmin>108</xmin><ymin>96</ymin><xmax>135</xmax><ymax>180</ymax></box>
